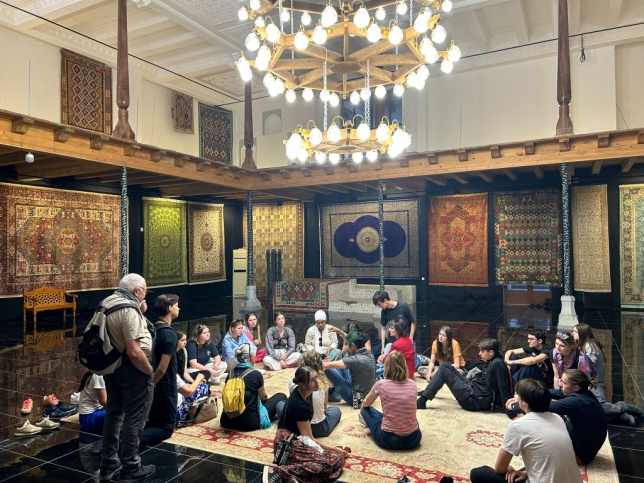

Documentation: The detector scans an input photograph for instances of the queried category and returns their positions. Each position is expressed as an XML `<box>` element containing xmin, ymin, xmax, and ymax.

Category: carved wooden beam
<box><xmin>54</xmin><ymin>127</ymin><xmax>74</xmax><ymax>143</ymax></box>
<box><xmin>399</xmin><ymin>158</ymin><xmax>409</xmax><ymax>168</ymax></box>
<box><xmin>196</xmin><ymin>161</ymin><xmax>209</xmax><ymax>171</ymax></box>
<box><xmin>447</xmin><ymin>173</ymin><xmax>468</xmax><ymax>184</ymax></box>
<box><xmin>532</xmin><ymin>166</ymin><xmax>544</xmax><ymax>179</ymax></box>
<box><xmin>260</xmin><ymin>172</ymin><xmax>272</xmax><ymax>181</ymax></box>
<box><xmin>524</xmin><ymin>142</ymin><xmax>535</xmax><ymax>155</ymax></box>
<box><xmin>301</xmin><ymin>167</ymin><xmax>312</xmax><ymax>177</ymax></box>
<box><xmin>325</xmin><ymin>167</ymin><xmax>335</xmax><ymax>175</ymax></box>
<box><xmin>174</xmin><ymin>155</ymin><xmax>189</xmax><ymax>167</ymax></box>
<box><xmin>280</xmin><ymin>169</ymin><xmax>291</xmax><ymax>179</ymax></box>
<box><xmin>12</xmin><ymin>118</ymin><xmax>34</xmax><ymax>134</ymax></box>
<box><xmin>457</xmin><ymin>149</ymin><xmax>468</xmax><ymax>162</ymax></box>
<box><xmin>475</xmin><ymin>171</ymin><xmax>493</xmax><ymax>182</ymax></box>
<box><xmin>425</xmin><ymin>176</ymin><xmax>447</xmax><ymax>186</ymax></box>
<box><xmin>639</xmin><ymin>130</ymin><xmax>644</xmax><ymax>144</ymax></box>
<box><xmin>90</xmin><ymin>135</ymin><xmax>109</xmax><ymax>150</ymax></box>
<box><xmin>591</xmin><ymin>160</ymin><xmax>602</xmax><ymax>175</ymax></box>
<box><xmin>559</xmin><ymin>137</ymin><xmax>571</xmax><ymax>151</ymax></box>
<box><xmin>597</xmin><ymin>134</ymin><xmax>610</xmax><ymax>148</ymax></box>
<box><xmin>372</xmin><ymin>161</ymin><xmax>382</xmax><ymax>171</ymax></box>
<box><xmin>427</xmin><ymin>154</ymin><xmax>438</xmax><ymax>165</ymax></box>
<box><xmin>503</xmin><ymin>169</ymin><xmax>518</xmax><ymax>181</ymax></box>
<box><xmin>490</xmin><ymin>145</ymin><xmax>501</xmax><ymax>158</ymax></box>
<box><xmin>124</xmin><ymin>144</ymin><xmax>141</xmax><ymax>157</ymax></box>
<box><xmin>150</xmin><ymin>150</ymin><xmax>166</xmax><ymax>162</ymax></box>
<box><xmin>349</xmin><ymin>164</ymin><xmax>359</xmax><ymax>173</ymax></box>
<box><xmin>622</xmin><ymin>157</ymin><xmax>637</xmax><ymax>173</ymax></box>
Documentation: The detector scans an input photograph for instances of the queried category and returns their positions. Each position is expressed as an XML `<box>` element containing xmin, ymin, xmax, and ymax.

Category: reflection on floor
<box><xmin>0</xmin><ymin>298</ymin><xmax>642</xmax><ymax>482</ymax></box>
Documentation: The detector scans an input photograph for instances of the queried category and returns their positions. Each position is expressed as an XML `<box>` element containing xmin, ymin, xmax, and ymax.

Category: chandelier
<box><xmin>235</xmin><ymin>0</ymin><xmax>461</xmax><ymax>101</ymax></box>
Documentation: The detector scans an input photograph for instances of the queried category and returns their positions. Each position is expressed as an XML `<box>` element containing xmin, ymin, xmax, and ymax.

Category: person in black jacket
<box><xmin>417</xmin><ymin>338</ymin><xmax>517</xmax><ymax>419</ymax></box>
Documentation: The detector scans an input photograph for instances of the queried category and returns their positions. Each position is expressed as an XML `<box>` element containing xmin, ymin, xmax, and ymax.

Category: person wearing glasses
<box><xmin>187</xmin><ymin>324</ymin><xmax>228</xmax><ymax>384</ymax></box>
<box><xmin>302</xmin><ymin>310</ymin><xmax>339</xmax><ymax>359</ymax></box>
<box><xmin>504</xmin><ymin>329</ymin><xmax>554</xmax><ymax>387</ymax></box>
<box><xmin>264</xmin><ymin>312</ymin><xmax>301</xmax><ymax>371</ymax></box>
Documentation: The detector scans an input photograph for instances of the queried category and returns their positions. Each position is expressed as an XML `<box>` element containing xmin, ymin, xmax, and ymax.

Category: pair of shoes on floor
<box><xmin>357</xmin><ymin>410</ymin><xmax>367</xmax><ymax>427</ymax></box>
<box><xmin>44</xmin><ymin>401</ymin><xmax>78</xmax><ymax>419</ymax></box>
<box><xmin>21</xmin><ymin>398</ymin><xmax>33</xmax><ymax>414</ymax></box>
<box><xmin>43</xmin><ymin>394</ymin><xmax>60</xmax><ymax>407</ymax></box>
<box><xmin>328</xmin><ymin>391</ymin><xmax>342</xmax><ymax>403</ymax></box>
<box><xmin>262</xmin><ymin>465</ymin><xmax>281</xmax><ymax>483</ymax></box>
<box><xmin>118</xmin><ymin>464</ymin><xmax>156</xmax><ymax>482</ymax></box>
<box><xmin>417</xmin><ymin>366</ymin><xmax>428</xmax><ymax>379</ymax></box>
<box><xmin>32</xmin><ymin>416</ymin><xmax>60</xmax><ymax>430</ymax></box>
<box><xmin>397</xmin><ymin>476</ymin><xmax>411</xmax><ymax>483</ymax></box>
<box><xmin>15</xmin><ymin>420</ymin><xmax>42</xmax><ymax>436</ymax></box>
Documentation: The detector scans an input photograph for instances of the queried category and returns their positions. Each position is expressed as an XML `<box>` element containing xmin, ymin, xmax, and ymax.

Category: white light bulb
<box><xmin>319</xmin><ymin>89</ymin><xmax>331</xmax><ymax>102</ymax></box>
<box><xmin>254</xmin><ymin>16</ymin><xmax>265</xmax><ymax>28</ymax></box>
<box><xmin>351</xmin><ymin>152</ymin><xmax>363</xmax><ymax>163</ymax></box>
<box><xmin>309</xmin><ymin>127</ymin><xmax>323</xmax><ymax>146</ymax></box>
<box><xmin>442</xmin><ymin>0</ymin><xmax>453</xmax><ymax>13</ymax></box>
<box><xmin>356</xmin><ymin>121</ymin><xmax>370</xmax><ymax>141</ymax></box>
<box><xmin>424</xmin><ymin>43</ymin><xmax>439</xmax><ymax>63</ymax></box>
<box><xmin>401</xmin><ymin>130</ymin><xmax>412</xmax><ymax>147</ymax></box>
<box><xmin>388</xmin><ymin>25</ymin><xmax>403</xmax><ymax>45</ymax></box>
<box><xmin>392</xmin><ymin>127</ymin><xmax>406</xmax><ymax>146</ymax></box>
<box><xmin>297</xmin><ymin>147</ymin><xmax>309</xmax><ymax>163</ymax></box>
<box><xmin>238</xmin><ymin>6</ymin><xmax>249</xmax><ymax>21</ymax></box>
<box><xmin>281</xmin><ymin>9</ymin><xmax>290</xmax><ymax>22</ymax></box>
<box><xmin>360</xmin><ymin>87</ymin><xmax>371</xmax><ymax>101</ymax></box>
<box><xmin>285</xmin><ymin>88</ymin><xmax>296</xmax><ymax>103</ymax></box>
<box><xmin>274</xmin><ymin>78</ymin><xmax>285</xmax><ymax>93</ymax></box>
<box><xmin>249</xmin><ymin>0</ymin><xmax>261</xmax><ymax>11</ymax></box>
<box><xmin>240</xmin><ymin>70</ymin><xmax>253</xmax><ymax>82</ymax></box>
<box><xmin>329</xmin><ymin>153</ymin><xmax>341</xmax><ymax>164</ymax></box>
<box><xmin>374</xmin><ymin>85</ymin><xmax>386</xmax><ymax>99</ymax></box>
<box><xmin>236</xmin><ymin>56</ymin><xmax>250</xmax><ymax>73</ymax></box>
<box><xmin>353</xmin><ymin>7</ymin><xmax>370</xmax><ymax>30</ymax></box>
<box><xmin>440</xmin><ymin>58</ymin><xmax>454</xmax><ymax>73</ymax></box>
<box><xmin>407</xmin><ymin>71</ymin><xmax>418</xmax><ymax>88</ymax></box>
<box><xmin>286</xmin><ymin>145</ymin><xmax>298</xmax><ymax>160</ymax></box>
<box><xmin>375</xmin><ymin>7</ymin><xmax>386</xmax><ymax>21</ymax></box>
<box><xmin>376</xmin><ymin>122</ymin><xmax>390</xmax><ymax>142</ymax></box>
<box><xmin>366</xmin><ymin>23</ymin><xmax>382</xmax><ymax>42</ymax></box>
<box><xmin>312</xmin><ymin>24</ymin><xmax>327</xmax><ymax>45</ymax></box>
<box><xmin>350</xmin><ymin>90</ymin><xmax>360</xmax><ymax>105</ymax></box>
<box><xmin>255</xmin><ymin>45</ymin><xmax>271</xmax><ymax>70</ymax></box>
<box><xmin>419</xmin><ymin>36</ymin><xmax>432</xmax><ymax>56</ymax></box>
<box><xmin>301</xmin><ymin>12</ymin><xmax>312</xmax><ymax>26</ymax></box>
<box><xmin>315</xmin><ymin>152</ymin><xmax>327</xmax><ymax>163</ymax></box>
<box><xmin>321</xmin><ymin>4</ymin><xmax>338</xmax><ymax>28</ymax></box>
<box><xmin>266</xmin><ymin>23</ymin><xmax>281</xmax><ymax>43</ymax></box>
<box><xmin>414</xmin><ymin>13</ymin><xmax>428</xmax><ymax>34</ymax></box>
<box><xmin>448</xmin><ymin>43</ymin><xmax>461</xmax><ymax>62</ymax></box>
<box><xmin>393</xmin><ymin>83</ymin><xmax>405</xmax><ymax>97</ymax></box>
<box><xmin>287</xmin><ymin>132</ymin><xmax>303</xmax><ymax>149</ymax></box>
<box><xmin>245</xmin><ymin>32</ymin><xmax>260</xmax><ymax>51</ymax></box>
<box><xmin>396</xmin><ymin>0</ymin><xmax>408</xmax><ymax>15</ymax></box>
<box><xmin>327</xmin><ymin>123</ymin><xmax>342</xmax><ymax>143</ymax></box>
<box><xmin>414</xmin><ymin>77</ymin><xmax>426</xmax><ymax>90</ymax></box>
<box><xmin>417</xmin><ymin>65</ymin><xmax>430</xmax><ymax>80</ymax></box>
<box><xmin>302</xmin><ymin>88</ymin><xmax>314</xmax><ymax>101</ymax></box>
<box><xmin>294</xmin><ymin>30</ymin><xmax>309</xmax><ymax>50</ymax></box>
<box><xmin>366</xmin><ymin>150</ymin><xmax>378</xmax><ymax>162</ymax></box>
<box><xmin>268</xmin><ymin>85</ymin><xmax>280</xmax><ymax>97</ymax></box>
<box><xmin>431</xmin><ymin>24</ymin><xmax>447</xmax><ymax>43</ymax></box>
<box><xmin>263</xmin><ymin>72</ymin><xmax>275</xmax><ymax>88</ymax></box>
<box><xmin>388</xmin><ymin>143</ymin><xmax>403</xmax><ymax>158</ymax></box>
<box><xmin>329</xmin><ymin>92</ymin><xmax>340</xmax><ymax>107</ymax></box>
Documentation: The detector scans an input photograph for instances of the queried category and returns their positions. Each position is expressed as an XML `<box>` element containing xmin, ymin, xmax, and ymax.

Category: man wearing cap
<box><xmin>303</xmin><ymin>310</ymin><xmax>339</xmax><ymax>357</ymax></box>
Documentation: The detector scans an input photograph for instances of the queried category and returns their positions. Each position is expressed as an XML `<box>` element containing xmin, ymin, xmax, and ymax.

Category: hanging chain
<box><xmin>364</xmin><ymin>59</ymin><xmax>370</xmax><ymax>124</ymax></box>
<box><xmin>279</xmin><ymin>0</ymin><xmax>284</xmax><ymax>32</ymax></box>
<box><xmin>291</xmin><ymin>0</ymin><xmax>295</xmax><ymax>70</ymax></box>
<box><xmin>409</xmin><ymin>0</ymin><xmax>413</xmax><ymax>27</ymax></box>
<box><xmin>323</xmin><ymin>49</ymin><xmax>328</xmax><ymax>129</ymax></box>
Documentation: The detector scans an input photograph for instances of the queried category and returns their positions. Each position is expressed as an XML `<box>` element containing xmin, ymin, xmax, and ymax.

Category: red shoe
<box><xmin>43</xmin><ymin>394</ymin><xmax>60</xmax><ymax>407</ymax></box>
<box><xmin>21</xmin><ymin>398</ymin><xmax>33</xmax><ymax>414</ymax></box>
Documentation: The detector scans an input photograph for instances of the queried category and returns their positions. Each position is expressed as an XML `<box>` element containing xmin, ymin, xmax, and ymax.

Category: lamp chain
<box><xmin>323</xmin><ymin>50</ymin><xmax>328</xmax><ymax>130</ymax></box>
<box><xmin>365</xmin><ymin>59</ymin><xmax>370</xmax><ymax>124</ymax></box>
<box><xmin>409</xmin><ymin>0</ymin><xmax>413</xmax><ymax>27</ymax></box>
<box><xmin>279</xmin><ymin>0</ymin><xmax>283</xmax><ymax>32</ymax></box>
<box><xmin>395</xmin><ymin>10</ymin><xmax>399</xmax><ymax>67</ymax></box>
<box><xmin>290</xmin><ymin>0</ymin><xmax>294</xmax><ymax>71</ymax></box>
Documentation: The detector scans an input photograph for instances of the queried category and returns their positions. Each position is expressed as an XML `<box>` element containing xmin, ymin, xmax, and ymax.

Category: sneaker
<box><xmin>328</xmin><ymin>391</ymin><xmax>342</xmax><ymax>403</ymax></box>
<box><xmin>43</xmin><ymin>394</ymin><xmax>60</xmax><ymax>407</ymax></box>
<box><xmin>91</xmin><ymin>439</ymin><xmax>104</xmax><ymax>456</ymax></box>
<box><xmin>118</xmin><ymin>464</ymin><xmax>155</xmax><ymax>482</ymax></box>
<box><xmin>99</xmin><ymin>464</ymin><xmax>122</xmax><ymax>481</ymax></box>
<box><xmin>620</xmin><ymin>413</ymin><xmax>636</xmax><ymax>427</ymax></box>
<box><xmin>33</xmin><ymin>416</ymin><xmax>60</xmax><ymax>430</ymax></box>
<box><xmin>417</xmin><ymin>354</ymin><xmax>430</xmax><ymax>366</ymax></box>
<box><xmin>262</xmin><ymin>465</ymin><xmax>281</xmax><ymax>483</ymax></box>
<box><xmin>357</xmin><ymin>411</ymin><xmax>367</xmax><ymax>427</ymax></box>
<box><xmin>20</xmin><ymin>398</ymin><xmax>33</xmax><ymax>414</ymax></box>
<box><xmin>15</xmin><ymin>420</ymin><xmax>42</xmax><ymax>436</ymax></box>
<box><xmin>48</xmin><ymin>405</ymin><xmax>78</xmax><ymax>420</ymax></box>
<box><xmin>417</xmin><ymin>366</ymin><xmax>428</xmax><ymax>379</ymax></box>
<box><xmin>44</xmin><ymin>401</ymin><xmax>78</xmax><ymax>416</ymax></box>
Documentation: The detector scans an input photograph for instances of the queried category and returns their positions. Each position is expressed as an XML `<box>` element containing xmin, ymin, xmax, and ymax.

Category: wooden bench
<box><xmin>23</xmin><ymin>287</ymin><xmax>78</xmax><ymax>350</ymax></box>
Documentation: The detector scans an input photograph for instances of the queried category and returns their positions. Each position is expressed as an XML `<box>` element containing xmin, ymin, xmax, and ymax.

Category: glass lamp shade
<box><xmin>281</xmin><ymin>9</ymin><xmax>290</xmax><ymax>22</ymax></box>
<box><xmin>388</xmin><ymin>142</ymin><xmax>403</xmax><ymax>158</ymax></box>
<box><xmin>442</xmin><ymin>0</ymin><xmax>453</xmax><ymax>12</ymax></box>
<box><xmin>388</xmin><ymin>25</ymin><xmax>403</xmax><ymax>45</ymax></box>
<box><xmin>249</xmin><ymin>0</ymin><xmax>261</xmax><ymax>11</ymax></box>
<box><xmin>285</xmin><ymin>88</ymin><xmax>296</xmax><ymax>103</ymax></box>
<box><xmin>329</xmin><ymin>92</ymin><xmax>340</xmax><ymax>107</ymax></box>
<box><xmin>374</xmin><ymin>85</ymin><xmax>386</xmax><ymax>99</ymax></box>
<box><xmin>245</xmin><ymin>32</ymin><xmax>260</xmax><ymax>51</ymax></box>
<box><xmin>393</xmin><ymin>83</ymin><xmax>405</xmax><ymax>96</ymax></box>
<box><xmin>414</xmin><ymin>13</ymin><xmax>428</xmax><ymax>34</ymax></box>
<box><xmin>236</xmin><ymin>56</ymin><xmax>250</xmax><ymax>73</ymax></box>
<box><xmin>255</xmin><ymin>45</ymin><xmax>271</xmax><ymax>70</ymax></box>
<box><xmin>321</xmin><ymin>4</ymin><xmax>338</xmax><ymax>28</ymax></box>
<box><xmin>366</xmin><ymin>23</ymin><xmax>382</xmax><ymax>42</ymax></box>
<box><xmin>286</xmin><ymin>145</ymin><xmax>299</xmax><ymax>160</ymax></box>
<box><xmin>275</xmin><ymin>78</ymin><xmax>285</xmax><ymax>93</ymax></box>
<box><xmin>396</xmin><ymin>0</ymin><xmax>408</xmax><ymax>15</ymax></box>
<box><xmin>319</xmin><ymin>89</ymin><xmax>331</xmax><ymax>102</ymax></box>
<box><xmin>414</xmin><ymin>77</ymin><xmax>426</xmax><ymax>90</ymax></box>
<box><xmin>315</xmin><ymin>152</ymin><xmax>327</xmax><ymax>163</ymax></box>
<box><xmin>301</xmin><ymin>12</ymin><xmax>312</xmax><ymax>25</ymax></box>
<box><xmin>312</xmin><ymin>24</ymin><xmax>327</xmax><ymax>45</ymax></box>
<box><xmin>240</xmin><ymin>70</ymin><xmax>253</xmax><ymax>82</ymax></box>
<box><xmin>309</xmin><ymin>127</ymin><xmax>323</xmax><ymax>146</ymax></box>
<box><xmin>329</xmin><ymin>153</ymin><xmax>341</xmax><ymax>164</ymax></box>
<box><xmin>254</xmin><ymin>16</ymin><xmax>265</xmax><ymax>28</ymax></box>
<box><xmin>351</xmin><ymin>152</ymin><xmax>364</xmax><ymax>163</ymax></box>
<box><xmin>238</xmin><ymin>6</ymin><xmax>249</xmax><ymax>21</ymax></box>
<box><xmin>302</xmin><ymin>88</ymin><xmax>314</xmax><ymax>101</ymax></box>
<box><xmin>360</xmin><ymin>87</ymin><xmax>371</xmax><ymax>101</ymax></box>
<box><xmin>431</xmin><ymin>24</ymin><xmax>447</xmax><ymax>43</ymax></box>
<box><xmin>417</xmin><ymin>64</ymin><xmax>430</xmax><ymax>80</ymax></box>
<box><xmin>266</xmin><ymin>23</ymin><xmax>281</xmax><ymax>43</ymax></box>
<box><xmin>375</xmin><ymin>7</ymin><xmax>386</xmax><ymax>21</ymax></box>
<box><xmin>376</xmin><ymin>122</ymin><xmax>390</xmax><ymax>142</ymax></box>
<box><xmin>263</xmin><ymin>72</ymin><xmax>275</xmax><ymax>88</ymax></box>
<box><xmin>294</xmin><ymin>30</ymin><xmax>309</xmax><ymax>50</ymax></box>
<box><xmin>287</xmin><ymin>131</ymin><xmax>303</xmax><ymax>149</ymax></box>
<box><xmin>440</xmin><ymin>58</ymin><xmax>454</xmax><ymax>73</ymax></box>
<box><xmin>419</xmin><ymin>37</ymin><xmax>432</xmax><ymax>55</ymax></box>
<box><xmin>268</xmin><ymin>86</ymin><xmax>280</xmax><ymax>97</ymax></box>
<box><xmin>296</xmin><ymin>147</ymin><xmax>309</xmax><ymax>163</ymax></box>
<box><xmin>366</xmin><ymin>150</ymin><xmax>379</xmax><ymax>162</ymax></box>
<box><xmin>448</xmin><ymin>43</ymin><xmax>461</xmax><ymax>62</ymax></box>
<box><xmin>424</xmin><ymin>43</ymin><xmax>439</xmax><ymax>63</ymax></box>
<box><xmin>327</xmin><ymin>123</ymin><xmax>342</xmax><ymax>143</ymax></box>
<box><xmin>356</xmin><ymin>121</ymin><xmax>371</xmax><ymax>141</ymax></box>
<box><xmin>350</xmin><ymin>90</ymin><xmax>360</xmax><ymax>105</ymax></box>
<box><xmin>407</xmin><ymin>71</ymin><xmax>418</xmax><ymax>88</ymax></box>
<box><xmin>353</xmin><ymin>7</ymin><xmax>370</xmax><ymax>29</ymax></box>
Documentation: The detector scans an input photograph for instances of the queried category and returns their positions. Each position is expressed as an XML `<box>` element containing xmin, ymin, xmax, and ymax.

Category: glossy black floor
<box><xmin>0</xmin><ymin>296</ymin><xmax>642</xmax><ymax>482</ymax></box>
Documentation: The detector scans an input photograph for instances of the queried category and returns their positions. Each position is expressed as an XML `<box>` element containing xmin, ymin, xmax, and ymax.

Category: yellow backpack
<box><xmin>222</xmin><ymin>368</ymin><xmax>253</xmax><ymax>418</ymax></box>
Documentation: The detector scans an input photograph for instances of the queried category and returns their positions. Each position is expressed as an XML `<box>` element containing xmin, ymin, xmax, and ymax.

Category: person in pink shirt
<box><xmin>360</xmin><ymin>350</ymin><xmax>422</xmax><ymax>450</ymax></box>
<box><xmin>378</xmin><ymin>318</ymin><xmax>416</xmax><ymax>379</ymax></box>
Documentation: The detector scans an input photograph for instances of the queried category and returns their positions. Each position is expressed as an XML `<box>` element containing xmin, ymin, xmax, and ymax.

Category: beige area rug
<box><xmin>169</xmin><ymin>367</ymin><xmax>618</xmax><ymax>483</ymax></box>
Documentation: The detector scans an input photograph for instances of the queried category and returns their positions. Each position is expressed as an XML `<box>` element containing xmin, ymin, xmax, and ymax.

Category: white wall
<box><xmin>615</xmin><ymin>41</ymin><xmax>644</xmax><ymax>130</ymax></box>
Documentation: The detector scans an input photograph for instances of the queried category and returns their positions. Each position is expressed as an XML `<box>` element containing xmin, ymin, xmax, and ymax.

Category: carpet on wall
<box><xmin>621</xmin><ymin>312</ymin><xmax>643</xmax><ymax>407</ymax></box>
<box><xmin>320</xmin><ymin>199</ymin><xmax>420</xmax><ymax>279</ymax></box>
<box><xmin>428</xmin><ymin>193</ymin><xmax>488</xmax><ymax>287</ymax></box>
<box><xmin>572</xmin><ymin>185</ymin><xmax>611</xmax><ymax>292</ymax></box>
<box><xmin>199</xmin><ymin>102</ymin><xmax>232</xmax><ymax>164</ymax></box>
<box><xmin>187</xmin><ymin>202</ymin><xmax>225</xmax><ymax>284</ymax></box>
<box><xmin>243</xmin><ymin>202</ymin><xmax>305</xmax><ymax>296</ymax></box>
<box><xmin>169</xmin><ymin>367</ymin><xmax>618</xmax><ymax>483</ymax></box>
<box><xmin>0</xmin><ymin>183</ymin><xmax>121</xmax><ymax>297</ymax></box>
<box><xmin>60</xmin><ymin>49</ymin><xmax>112</xmax><ymax>134</ymax></box>
<box><xmin>274</xmin><ymin>279</ymin><xmax>350</xmax><ymax>311</ymax></box>
<box><xmin>494</xmin><ymin>189</ymin><xmax>562</xmax><ymax>286</ymax></box>
<box><xmin>172</xmin><ymin>91</ymin><xmax>194</xmax><ymax>134</ymax></box>
<box><xmin>619</xmin><ymin>184</ymin><xmax>644</xmax><ymax>308</ymax></box>
<box><xmin>428</xmin><ymin>321</ymin><xmax>490</xmax><ymax>363</ymax></box>
<box><xmin>142</xmin><ymin>197</ymin><xmax>187</xmax><ymax>287</ymax></box>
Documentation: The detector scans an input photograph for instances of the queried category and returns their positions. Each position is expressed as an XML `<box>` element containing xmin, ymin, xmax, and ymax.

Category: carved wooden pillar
<box><xmin>556</xmin><ymin>0</ymin><xmax>573</xmax><ymax>136</ymax></box>
<box><xmin>242</xmin><ymin>82</ymin><xmax>257</xmax><ymax>169</ymax></box>
<box><xmin>113</xmin><ymin>0</ymin><xmax>135</xmax><ymax>140</ymax></box>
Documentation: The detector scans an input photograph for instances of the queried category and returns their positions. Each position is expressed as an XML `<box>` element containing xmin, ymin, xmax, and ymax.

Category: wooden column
<box><xmin>556</xmin><ymin>0</ymin><xmax>573</xmax><ymax>136</ymax></box>
<box><xmin>113</xmin><ymin>0</ymin><xmax>135</xmax><ymax>140</ymax></box>
<box><xmin>242</xmin><ymin>82</ymin><xmax>257</xmax><ymax>170</ymax></box>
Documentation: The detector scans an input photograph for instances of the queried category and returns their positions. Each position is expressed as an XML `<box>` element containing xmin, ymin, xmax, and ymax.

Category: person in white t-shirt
<box><xmin>78</xmin><ymin>371</ymin><xmax>107</xmax><ymax>433</ymax></box>
<box><xmin>470</xmin><ymin>378</ymin><xmax>582</xmax><ymax>483</ymax></box>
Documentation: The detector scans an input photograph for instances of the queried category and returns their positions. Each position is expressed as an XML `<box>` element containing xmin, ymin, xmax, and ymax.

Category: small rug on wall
<box><xmin>169</xmin><ymin>367</ymin><xmax>618</xmax><ymax>483</ymax></box>
<box><xmin>187</xmin><ymin>202</ymin><xmax>225</xmax><ymax>284</ymax></box>
<box><xmin>428</xmin><ymin>193</ymin><xmax>488</xmax><ymax>287</ymax></box>
<box><xmin>274</xmin><ymin>279</ymin><xmax>350</xmax><ymax>311</ymax></box>
<box><xmin>621</xmin><ymin>312</ymin><xmax>644</xmax><ymax>407</ymax></box>
<box><xmin>199</xmin><ymin>102</ymin><xmax>232</xmax><ymax>164</ymax></box>
<box><xmin>243</xmin><ymin>201</ymin><xmax>305</xmax><ymax>297</ymax></box>
<box><xmin>320</xmin><ymin>199</ymin><xmax>420</xmax><ymax>279</ymax></box>
<box><xmin>619</xmin><ymin>184</ymin><xmax>644</xmax><ymax>308</ymax></box>
<box><xmin>429</xmin><ymin>321</ymin><xmax>490</xmax><ymax>363</ymax></box>
<box><xmin>493</xmin><ymin>189</ymin><xmax>562</xmax><ymax>286</ymax></box>
<box><xmin>0</xmin><ymin>182</ymin><xmax>121</xmax><ymax>297</ymax></box>
<box><xmin>60</xmin><ymin>49</ymin><xmax>112</xmax><ymax>134</ymax></box>
<box><xmin>172</xmin><ymin>91</ymin><xmax>194</xmax><ymax>134</ymax></box>
<box><xmin>142</xmin><ymin>197</ymin><xmax>187</xmax><ymax>287</ymax></box>
<box><xmin>572</xmin><ymin>185</ymin><xmax>611</xmax><ymax>292</ymax></box>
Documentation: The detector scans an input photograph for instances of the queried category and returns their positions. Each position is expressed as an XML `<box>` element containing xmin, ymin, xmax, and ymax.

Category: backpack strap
<box><xmin>101</xmin><ymin>302</ymin><xmax>140</xmax><ymax>355</ymax></box>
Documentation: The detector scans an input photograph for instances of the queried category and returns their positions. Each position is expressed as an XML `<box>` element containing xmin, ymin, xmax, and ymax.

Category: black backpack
<box><xmin>76</xmin><ymin>302</ymin><xmax>137</xmax><ymax>375</ymax></box>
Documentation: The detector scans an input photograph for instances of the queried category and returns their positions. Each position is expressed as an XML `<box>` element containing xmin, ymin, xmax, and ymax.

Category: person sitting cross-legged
<box><xmin>470</xmin><ymin>378</ymin><xmax>582</xmax><ymax>483</ymax></box>
<box><xmin>504</xmin><ymin>329</ymin><xmax>554</xmax><ymax>388</ymax></box>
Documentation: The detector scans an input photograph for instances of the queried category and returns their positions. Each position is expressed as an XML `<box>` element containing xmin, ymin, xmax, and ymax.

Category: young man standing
<box><xmin>504</xmin><ymin>329</ymin><xmax>554</xmax><ymax>387</ymax></box>
<box><xmin>372</xmin><ymin>290</ymin><xmax>416</xmax><ymax>355</ymax></box>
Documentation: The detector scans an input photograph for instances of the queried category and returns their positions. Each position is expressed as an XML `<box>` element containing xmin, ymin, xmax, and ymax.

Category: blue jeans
<box><xmin>360</xmin><ymin>406</ymin><xmax>422</xmax><ymax>450</ymax></box>
<box><xmin>325</xmin><ymin>368</ymin><xmax>353</xmax><ymax>404</ymax></box>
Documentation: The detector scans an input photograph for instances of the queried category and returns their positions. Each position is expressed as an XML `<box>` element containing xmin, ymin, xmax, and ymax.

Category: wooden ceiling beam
<box><xmin>474</xmin><ymin>171</ymin><xmax>493</xmax><ymax>182</ymax></box>
<box><xmin>532</xmin><ymin>166</ymin><xmax>544</xmax><ymax>179</ymax></box>
<box><xmin>592</xmin><ymin>160</ymin><xmax>603</xmax><ymax>175</ymax></box>
<box><xmin>425</xmin><ymin>176</ymin><xmax>447</xmax><ymax>186</ymax></box>
<box><xmin>446</xmin><ymin>173</ymin><xmax>469</xmax><ymax>184</ymax></box>
<box><xmin>621</xmin><ymin>156</ymin><xmax>643</xmax><ymax>173</ymax></box>
<box><xmin>503</xmin><ymin>169</ymin><xmax>518</xmax><ymax>181</ymax></box>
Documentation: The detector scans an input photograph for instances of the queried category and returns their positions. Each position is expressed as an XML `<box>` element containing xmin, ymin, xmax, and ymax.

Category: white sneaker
<box><xmin>358</xmin><ymin>411</ymin><xmax>366</xmax><ymax>427</ymax></box>
<box><xmin>33</xmin><ymin>416</ymin><xmax>60</xmax><ymax>430</ymax></box>
<box><xmin>258</xmin><ymin>369</ymin><xmax>266</xmax><ymax>375</ymax></box>
<box><xmin>15</xmin><ymin>420</ymin><xmax>42</xmax><ymax>436</ymax></box>
<box><xmin>70</xmin><ymin>392</ymin><xmax>80</xmax><ymax>404</ymax></box>
<box><xmin>210</xmin><ymin>376</ymin><xmax>221</xmax><ymax>385</ymax></box>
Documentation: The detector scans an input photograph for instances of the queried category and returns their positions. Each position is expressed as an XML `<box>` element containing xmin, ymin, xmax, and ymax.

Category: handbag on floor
<box><xmin>273</xmin><ymin>433</ymin><xmax>295</xmax><ymax>466</ymax></box>
<box><xmin>188</xmin><ymin>395</ymin><xmax>218</xmax><ymax>424</ymax></box>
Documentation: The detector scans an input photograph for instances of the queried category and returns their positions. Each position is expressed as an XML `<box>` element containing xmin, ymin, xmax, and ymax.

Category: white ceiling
<box><xmin>1</xmin><ymin>0</ymin><xmax>643</xmax><ymax>104</ymax></box>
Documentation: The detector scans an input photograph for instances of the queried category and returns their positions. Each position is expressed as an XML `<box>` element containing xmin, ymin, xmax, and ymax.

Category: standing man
<box><xmin>372</xmin><ymin>290</ymin><xmax>416</xmax><ymax>355</ymax></box>
<box><xmin>100</xmin><ymin>273</ymin><xmax>155</xmax><ymax>482</ymax></box>
<box><xmin>504</xmin><ymin>329</ymin><xmax>554</xmax><ymax>387</ymax></box>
